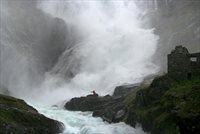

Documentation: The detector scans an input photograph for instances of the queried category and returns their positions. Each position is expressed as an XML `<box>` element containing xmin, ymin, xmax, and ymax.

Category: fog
<box><xmin>1</xmin><ymin>0</ymin><xmax>159</xmax><ymax>104</ymax></box>
<box><xmin>1</xmin><ymin>1</ymin><xmax>199</xmax><ymax>134</ymax></box>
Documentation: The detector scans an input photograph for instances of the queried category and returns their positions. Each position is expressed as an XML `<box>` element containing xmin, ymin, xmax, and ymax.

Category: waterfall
<box><xmin>0</xmin><ymin>0</ymin><xmax>159</xmax><ymax>103</ymax></box>
<box><xmin>154</xmin><ymin>0</ymin><xmax>158</xmax><ymax>10</ymax></box>
<box><xmin>1</xmin><ymin>1</ymin><xmax>158</xmax><ymax>133</ymax></box>
<box><xmin>33</xmin><ymin>0</ymin><xmax>159</xmax><ymax>104</ymax></box>
<box><xmin>0</xmin><ymin>0</ymin><xmax>69</xmax><ymax>97</ymax></box>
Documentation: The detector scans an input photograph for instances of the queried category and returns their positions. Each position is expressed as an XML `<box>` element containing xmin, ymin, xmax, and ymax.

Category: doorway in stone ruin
<box><xmin>187</xmin><ymin>73</ymin><xmax>192</xmax><ymax>80</ymax></box>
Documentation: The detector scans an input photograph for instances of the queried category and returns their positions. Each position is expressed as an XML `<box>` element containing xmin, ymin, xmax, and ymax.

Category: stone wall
<box><xmin>168</xmin><ymin>46</ymin><xmax>200</xmax><ymax>80</ymax></box>
<box><xmin>189</xmin><ymin>53</ymin><xmax>200</xmax><ymax>75</ymax></box>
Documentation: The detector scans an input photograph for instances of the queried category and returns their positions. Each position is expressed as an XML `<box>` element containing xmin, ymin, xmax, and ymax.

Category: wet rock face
<box><xmin>64</xmin><ymin>95</ymin><xmax>107</xmax><ymax>111</ymax></box>
<box><xmin>0</xmin><ymin>94</ymin><xmax>64</xmax><ymax>134</ymax></box>
<box><xmin>113</xmin><ymin>84</ymin><xmax>139</xmax><ymax>97</ymax></box>
<box><xmin>65</xmin><ymin>94</ymin><xmax>126</xmax><ymax>123</ymax></box>
<box><xmin>64</xmin><ymin>83</ymin><xmax>142</xmax><ymax>123</ymax></box>
<box><xmin>125</xmin><ymin>74</ymin><xmax>200</xmax><ymax>134</ymax></box>
<box><xmin>135</xmin><ymin>75</ymin><xmax>173</xmax><ymax>107</ymax></box>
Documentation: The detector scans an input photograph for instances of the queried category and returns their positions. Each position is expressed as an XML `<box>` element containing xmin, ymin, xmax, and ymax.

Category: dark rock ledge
<box><xmin>64</xmin><ymin>84</ymin><xmax>142</xmax><ymax>123</ymax></box>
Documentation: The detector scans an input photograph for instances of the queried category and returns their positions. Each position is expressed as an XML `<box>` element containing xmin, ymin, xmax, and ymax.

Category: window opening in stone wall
<box><xmin>190</xmin><ymin>57</ymin><xmax>198</xmax><ymax>65</ymax></box>
<box><xmin>190</xmin><ymin>57</ymin><xmax>197</xmax><ymax>62</ymax></box>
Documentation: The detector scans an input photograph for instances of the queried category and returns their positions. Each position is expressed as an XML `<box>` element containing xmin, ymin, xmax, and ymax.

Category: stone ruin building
<box><xmin>168</xmin><ymin>45</ymin><xmax>200</xmax><ymax>80</ymax></box>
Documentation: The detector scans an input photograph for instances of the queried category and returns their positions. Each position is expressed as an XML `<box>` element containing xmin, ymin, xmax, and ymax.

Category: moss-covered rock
<box><xmin>0</xmin><ymin>94</ymin><xmax>63</xmax><ymax>134</ymax></box>
<box><xmin>124</xmin><ymin>75</ymin><xmax>200</xmax><ymax>134</ymax></box>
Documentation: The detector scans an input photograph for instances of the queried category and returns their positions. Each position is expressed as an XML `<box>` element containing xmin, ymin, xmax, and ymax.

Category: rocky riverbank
<box><xmin>64</xmin><ymin>83</ymin><xmax>143</xmax><ymax>123</ymax></box>
<box><xmin>65</xmin><ymin>94</ymin><xmax>125</xmax><ymax>123</ymax></box>
<box><xmin>65</xmin><ymin>74</ymin><xmax>200</xmax><ymax>134</ymax></box>
<box><xmin>0</xmin><ymin>94</ymin><xmax>64</xmax><ymax>134</ymax></box>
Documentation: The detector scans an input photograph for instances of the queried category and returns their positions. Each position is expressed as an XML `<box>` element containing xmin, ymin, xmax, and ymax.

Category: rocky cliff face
<box><xmin>125</xmin><ymin>75</ymin><xmax>200</xmax><ymax>134</ymax></box>
<box><xmin>64</xmin><ymin>85</ymin><xmax>142</xmax><ymax>123</ymax></box>
<box><xmin>64</xmin><ymin>94</ymin><xmax>126</xmax><ymax>123</ymax></box>
<box><xmin>0</xmin><ymin>94</ymin><xmax>63</xmax><ymax>134</ymax></box>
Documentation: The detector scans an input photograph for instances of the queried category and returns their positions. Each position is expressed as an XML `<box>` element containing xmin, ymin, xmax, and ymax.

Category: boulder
<box><xmin>0</xmin><ymin>94</ymin><xmax>64</xmax><ymax>134</ymax></box>
<box><xmin>65</xmin><ymin>94</ymin><xmax>126</xmax><ymax>123</ymax></box>
<box><xmin>64</xmin><ymin>95</ymin><xmax>111</xmax><ymax>111</ymax></box>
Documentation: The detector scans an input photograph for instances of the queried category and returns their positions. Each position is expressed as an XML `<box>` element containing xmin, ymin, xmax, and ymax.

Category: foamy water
<box><xmin>30</xmin><ymin>102</ymin><xmax>147</xmax><ymax>134</ymax></box>
<box><xmin>1</xmin><ymin>1</ymin><xmax>157</xmax><ymax>133</ymax></box>
<box><xmin>33</xmin><ymin>0</ymin><xmax>159</xmax><ymax>103</ymax></box>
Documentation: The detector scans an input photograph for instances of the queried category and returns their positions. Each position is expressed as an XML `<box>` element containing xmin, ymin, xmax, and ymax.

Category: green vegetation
<box><xmin>0</xmin><ymin>95</ymin><xmax>36</xmax><ymax>111</ymax></box>
<box><xmin>0</xmin><ymin>94</ymin><xmax>62</xmax><ymax>134</ymax></box>
<box><xmin>124</xmin><ymin>75</ymin><xmax>200</xmax><ymax>134</ymax></box>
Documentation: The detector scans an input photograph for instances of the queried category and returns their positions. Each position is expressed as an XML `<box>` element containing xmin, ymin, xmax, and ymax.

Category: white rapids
<box><xmin>1</xmin><ymin>1</ymin><xmax>157</xmax><ymax>134</ymax></box>
<box><xmin>29</xmin><ymin>102</ymin><xmax>147</xmax><ymax>134</ymax></box>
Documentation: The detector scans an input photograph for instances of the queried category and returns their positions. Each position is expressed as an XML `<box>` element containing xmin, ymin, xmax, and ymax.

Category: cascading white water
<box><xmin>1</xmin><ymin>1</ymin><xmax>158</xmax><ymax>134</ymax></box>
<box><xmin>29</xmin><ymin>2</ymin><xmax>158</xmax><ymax>133</ymax></box>
<box><xmin>0</xmin><ymin>0</ymin><xmax>68</xmax><ymax>97</ymax></box>
<box><xmin>34</xmin><ymin>0</ymin><xmax>159</xmax><ymax>104</ymax></box>
<box><xmin>28</xmin><ymin>102</ymin><xmax>147</xmax><ymax>134</ymax></box>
